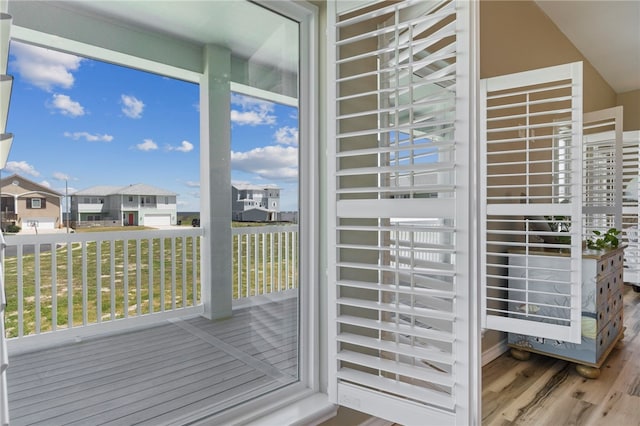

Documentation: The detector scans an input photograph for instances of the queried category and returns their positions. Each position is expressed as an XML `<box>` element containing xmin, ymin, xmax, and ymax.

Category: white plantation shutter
<box><xmin>328</xmin><ymin>1</ymin><xmax>477</xmax><ymax>424</ymax></box>
<box><xmin>480</xmin><ymin>62</ymin><xmax>584</xmax><ymax>343</ymax></box>
<box><xmin>622</xmin><ymin>131</ymin><xmax>640</xmax><ymax>284</ymax></box>
<box><xmin>582</xmin><ymin>107</ymin><xmax>623</xmax><ymax>239</ymax></box>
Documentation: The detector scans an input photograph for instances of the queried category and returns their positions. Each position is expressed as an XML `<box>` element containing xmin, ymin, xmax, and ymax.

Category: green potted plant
<box><xmin>586</xmin><ymin>228</ymin><xmax>621</xmax><ymax>250</ymax></box>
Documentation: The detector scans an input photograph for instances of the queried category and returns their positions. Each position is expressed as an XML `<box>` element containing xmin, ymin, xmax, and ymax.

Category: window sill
<box><xmin>241</xmin><ymin>392</ymin><xmax>337</xmax><ymax>426</ymax></box>
<box><xmin>190</xmin><ymin>391</ymin><xmax>337</xmax><ymax>426</ymax></box>
<box><xmin>180</xmin><ymin>384</ymin><xmax>338</xmax><ymax>426</ymax></box>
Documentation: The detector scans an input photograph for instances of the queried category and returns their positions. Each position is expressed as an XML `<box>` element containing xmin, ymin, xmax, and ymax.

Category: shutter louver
<box><xmin>480</xmin><ymin>62</ymin><xmax>584</xmax><ymax>343</ymax></box>
<box><xmin>328</xmin><ymin>1</ymin><xmax>476</xmax><ymax>424</ymax></box>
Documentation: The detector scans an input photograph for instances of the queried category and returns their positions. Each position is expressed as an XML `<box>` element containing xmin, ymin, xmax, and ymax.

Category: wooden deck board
<box><xmin>46</xmin><ymin>362</ymin><xmax>259</xmax><ymax>425</ymax></box>
<box><xmin>9</xmin><ymin>338</ymin><xmax>209</xmax><ymax>394</ymax></box>
<box><xmin>9</xmin><ymin>345</ymin><xmax>233</xmax><ymax>413</ymax></box>
<box><xmin>93</xmin><ymin>371</ymin><xmax>273</xmax><ymax>426</ymax></box>
<box><xmin>11</xmin><ymin>358</ymin><xmax>248</xmax><ymax>424</ymax></box>
<box><xmin>131</xmin><ymin>377</ymin><xmax>283</xmax><ymax>426</ymax></box>
<box><xmin>9</xmin><ymin>349</ymin><xmax>220</xmax><ymax>412</ymax></box>
<box><xmin>6</xmin><ymin>298</ymin><xmax>298</xmax><ymax>425</ymax></box>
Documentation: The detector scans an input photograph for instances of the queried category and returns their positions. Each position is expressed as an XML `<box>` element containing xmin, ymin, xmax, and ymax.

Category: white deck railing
<box><xmin>3</xmin><ymin>225</ymin><xmax>298</xmax><ymax>347</ymax></box>
<box><xmin>3</xmin><ymin>228</ymin><xmax>204</xmax><ymax>343</ymax></box>
<box><xmin>232</xmin><ymin>225</ymin><xmax>298</xmax><ymax>300</ymax></box>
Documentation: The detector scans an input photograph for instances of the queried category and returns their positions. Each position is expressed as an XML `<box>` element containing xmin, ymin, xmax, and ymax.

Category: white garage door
<box><xmin>143</xmin><ymin>214</ymin><xmax>171</xmax><ymax>227</ymax></box>
<box><xmin>26</xmin><ymin>218</ymin><xmax>55</xmax><ymax>230</ymax></box>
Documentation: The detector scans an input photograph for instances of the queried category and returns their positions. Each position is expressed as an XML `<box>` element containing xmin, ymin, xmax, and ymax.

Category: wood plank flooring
<box><xmin>6</xmin><ymin>297</ymin><xmax>298</xmax><ymax>426</ymax></box>
<box><xmin>482</xmin><ymin>283</ymin><xmax>640</xmax><ymax>426</ymax></box>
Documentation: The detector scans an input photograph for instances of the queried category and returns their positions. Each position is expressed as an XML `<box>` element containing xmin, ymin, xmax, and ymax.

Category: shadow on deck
<box><xmin>7</xmin><ymin>297</ymin><xmax>298</xmax><ymax>425</ymax></box>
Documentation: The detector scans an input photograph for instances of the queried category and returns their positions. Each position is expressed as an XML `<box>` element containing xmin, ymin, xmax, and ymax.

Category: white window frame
<box><xmin>30</xmin><ymin>198</ymin><xmax>41</xmax><ymax>209</ymax></box>
<box><xmin>209</xmin><ymin>1</ymin><xmax>324</xmax><ymax>421</ymax></box>
<box><xmin>7</xmin><ymin>0</ymin><xmax>329</xmax><ymax>423</ymax></box>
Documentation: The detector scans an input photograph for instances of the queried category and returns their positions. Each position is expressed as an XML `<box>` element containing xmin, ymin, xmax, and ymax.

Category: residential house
<box><xmin>232</xmin><ymin>184</ymin><xmax>280</xmax><ymax>222</ymax></box>
<box><xmin>0</xmin><ymin>173</ymin><xmax>63</xmax><ymax>230</ymax></box>
<box><xmin>70</xmin><ymin>183</ymin><xmax>178</xmax><ymax>227</ymax></box>
<box><xmin>1</xmin><ymin>1</ymin><xmax>639</xmax><ymax>426</ymax></box>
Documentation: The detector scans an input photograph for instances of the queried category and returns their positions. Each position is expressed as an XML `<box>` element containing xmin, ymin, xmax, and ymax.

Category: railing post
<box><xmin>200</xmin><ymin>44</ymin><xmax>233</xmax><ymax>320</ymax></box>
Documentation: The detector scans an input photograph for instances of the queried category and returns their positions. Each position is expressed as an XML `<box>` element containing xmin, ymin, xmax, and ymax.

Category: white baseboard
<box><xmin>482</xmin><ymin>338</ymin><xmax>509</xmax><ymax>366</ymax></box>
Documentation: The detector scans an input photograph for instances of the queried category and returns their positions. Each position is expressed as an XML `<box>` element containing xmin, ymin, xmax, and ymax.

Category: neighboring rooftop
<box><xmin>233</xmin><ymin>183</ymin><xmax>279</xmax><ymax>191</ymax></box>
<box><xmin>73</xmin><ymin>183</ymin><xmax>177</xmax><ymax>197</ymax></box>
<box><xmin>0</xmin><ymin>173</ymin><xmax>64</xmax><ymax>196</ymax></box>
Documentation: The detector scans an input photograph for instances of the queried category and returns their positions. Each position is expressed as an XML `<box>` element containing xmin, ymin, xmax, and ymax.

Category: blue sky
<box><xmin>5</xmin><ymin>41</ymin><xmax>299</xmax><ymax>212</ymax></box>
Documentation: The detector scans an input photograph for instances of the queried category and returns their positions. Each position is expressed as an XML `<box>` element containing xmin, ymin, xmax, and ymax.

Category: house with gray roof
<box><xmin>70</xmin><ymin>183</ymin><xmax>178</xmax><ymax>227</ymax></box>
<box><xmin>232</xmin><ymin>183</ymin><xmax>280</xmax><ymax>222</ymax></box>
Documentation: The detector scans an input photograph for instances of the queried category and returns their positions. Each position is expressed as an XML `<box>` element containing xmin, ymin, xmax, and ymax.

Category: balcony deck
<box><xmin>6</xmin><ymin>297</ymin><xmax>298</xmax><ymax>426</ymax></box>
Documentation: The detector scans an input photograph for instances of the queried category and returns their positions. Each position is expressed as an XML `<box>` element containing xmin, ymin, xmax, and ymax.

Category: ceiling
<box><xmin>66</xmin><ymin>0</ymin><xmax>640</xmax><ymax>95</ymax></box>
<box><xmin>9</xmin><ymin>0</ymin><xmax>299</xmax><ymax>72</ymax></box>
<box><xmin>37</xmin><ymin>0</ymin><xmax>300</xmax><ymax>74</ymax></box>
<box><xmin>8</xmin><ymin>1</ymin><xmax>639</xmax><ymax>94</ymax></box>
<box><xmin>536</xmin><ymin>0</ymin><xmax>640</xmax><ymax>94</ymax></box>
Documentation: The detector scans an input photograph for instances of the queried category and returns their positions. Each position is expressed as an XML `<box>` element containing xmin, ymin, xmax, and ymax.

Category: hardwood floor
<box><xmin>482</xmin><ymin>283</ymin><xmax>640</xmax><ymax>426</ymax></box>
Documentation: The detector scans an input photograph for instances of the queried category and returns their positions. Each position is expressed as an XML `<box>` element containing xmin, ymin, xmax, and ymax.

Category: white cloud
<box><xmin>5</xmin><ymin>161</ymin><xmax>40</xmax><ymax>177</ymax></box>
<box><xmin>51</xmin><ymin>94</ymin><xmax>85</xmax><ymax>117</ymax></box>
<box><xmin>185</xmin><ymin>181</ymin><xmax>200</xmax><ymax>188</ymax></box>
<box><xmin>167</xmin><ymin>140</ymin><xmax>194</xmax><ymax>153</ymax></box>
<box><xmin>274</xmin><ymin>126</ymin><xmax>298</xmax><ymax>146</ymax></box>
<box><xmin>136</xmin><ymin>139</ymin><xmax>158</xmax><ymax>151</ymax></box>
<box><xmin>230</xmin><ymin>110</ymin><xmax>274</xmax><ymax>126</ymax></box>
<box><xmin>9</xmin><ymin>41</ymin><xmax>83</xmax><ymax>92</ymax></box>
<box><xmin>39</xmin><ymin>180</ymin><xmax>52</xmax><ymax>188</ymax></box>
<box><xmin>230</xmin><ymin>93</ymin><xmax>276</xmax><ymax>126</ymax></box>
<box><xmin>121</xmin><ymin>94</ymin><xmax>145</xmax><ymax>119</ymax></box>
<box><xmin>231</xmin><ymin>145</ymin><xmax>298</xmax><ymax>181</ymax></box>
<box><xmin>53</xmin><ymin>172</ymin><xmax>71</xmax><ymax>181</ymax></box>
<box><xmin>64</xmin><ymin>131</ymin><xmax>113</xmax><ymax>142</ymax></box>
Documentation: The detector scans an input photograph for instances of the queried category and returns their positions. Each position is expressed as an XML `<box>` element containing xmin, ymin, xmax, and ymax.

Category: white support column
<box><xmin>200</xmin><ymin>44</ymin><xmax>232</xmax><ymax>320</ymax></box>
